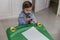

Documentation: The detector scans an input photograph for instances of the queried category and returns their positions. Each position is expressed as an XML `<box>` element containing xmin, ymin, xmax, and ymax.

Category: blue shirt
<box><xmin>18</xmin><ymin>11</ymin><xmax>37</xmax><ymax>25</ymax></box>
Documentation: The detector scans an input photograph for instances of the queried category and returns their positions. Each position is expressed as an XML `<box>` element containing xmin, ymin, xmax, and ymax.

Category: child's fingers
<box><xmin>30</xmin><ymin>20</ymin><xmax>34</xmax><ymax>24</ymax></box>
<box><xmin>25</xmin><ymin>17</ymin><xmax>31</xmax><ymax>21</ymax></box>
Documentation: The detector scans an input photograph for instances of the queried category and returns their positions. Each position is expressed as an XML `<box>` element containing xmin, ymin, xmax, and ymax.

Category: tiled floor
<box><xmin>0</xmin><ymin>8</ymin><xmax>60</xmax><ymax>40</ymax></box>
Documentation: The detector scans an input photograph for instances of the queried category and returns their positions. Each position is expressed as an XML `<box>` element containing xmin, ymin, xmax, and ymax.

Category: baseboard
<box><xmin>0</xmin><ymin>15</ymin><xmax>18</xmax><ymax>20</ymax></box>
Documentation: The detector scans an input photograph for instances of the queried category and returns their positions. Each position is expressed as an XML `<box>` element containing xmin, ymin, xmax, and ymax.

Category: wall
<box><xmin>0</xmin><ymin>0</ymin><xmax>32</xmax><ymax>20</ymax></box>
<box><xmin>57</xmin><ymin>0</ymin><xmax>60</xmax><ymax>16</ymax></box>
<box><xmin>0</xmin><ymin>0</ymin><xmax>50</xmax><ymax>19</ymax></box>
<box><xmin>0</xmin><ymin>0</ymin><xmax>54</xmax><ymax>19</ymax></box>
<box><xmin>35</xmin><ymin>0</ymin><xmax>50</xmax><ymax>12</ymax></box>
<box><xmin>0</xmin><ymin>0</ymin><xmax>11</xmax><ymax>19</ymax></box>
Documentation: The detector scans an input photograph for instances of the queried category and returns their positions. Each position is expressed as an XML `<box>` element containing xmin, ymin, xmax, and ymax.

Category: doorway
<box><xmin>49</xmin><ymin>0</ymin><xmax>59</xmax><ymax>14</ymax></box>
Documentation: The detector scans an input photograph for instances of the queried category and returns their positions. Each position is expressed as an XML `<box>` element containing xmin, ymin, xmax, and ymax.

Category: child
<box><xmin>18</xmin><ymin>1</ymin><xmax>37</xmax><ymax>25</ymax></box>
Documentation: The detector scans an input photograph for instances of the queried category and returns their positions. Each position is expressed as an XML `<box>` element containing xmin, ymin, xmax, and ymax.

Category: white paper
<box><xmin>22</xmin><ymin>27</ymin><xmax>49</xmax><ymax>40</ymax></box>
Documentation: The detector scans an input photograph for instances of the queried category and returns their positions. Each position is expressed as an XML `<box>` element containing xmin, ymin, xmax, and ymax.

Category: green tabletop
<box><xmin>6</xmin><ymin>23</ymin><xmax>54</xmax><ymax>40</ymax></box>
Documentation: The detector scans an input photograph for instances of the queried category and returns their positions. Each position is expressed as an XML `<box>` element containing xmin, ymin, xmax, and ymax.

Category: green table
<box><xmin>6</xmin><ymin>23</ymin><xmax>54</xmax><ymax>40</ymax></box>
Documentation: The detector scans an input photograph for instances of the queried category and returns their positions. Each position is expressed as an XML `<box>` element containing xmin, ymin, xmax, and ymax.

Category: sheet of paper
<box><xmin>22</xmin><ymin>27</ymin><xmax>49</xmax><ymax>40</ymax></box>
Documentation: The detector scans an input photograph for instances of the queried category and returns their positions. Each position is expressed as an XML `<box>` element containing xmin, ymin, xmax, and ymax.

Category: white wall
<box><xmin>0</xmin><ymin>0</ymin><xmax>32</xmax><ymax>20</ymax></box>
<box><xmin>57</xmin><ymin>0</ymin><xmax>60</xmax><ymax>16</ymax></box>
<box><xmin>0</xmin><ymin>0</ymin><xmax>51</xmax><ymax>19</ymax></box>
<box><xmin>35</xmin><ymin>0</ymin><xmax>50</xmax><ymax>12</ymax></box>
<box><xmin>0</xmin><ymin>0</ymin><xmax>50</xmax><ymax>19</ymax></box>
<box><xmin>0</xmin><ymin>0</ymin><xmax>11</xmax><ymax>19</ymax></box>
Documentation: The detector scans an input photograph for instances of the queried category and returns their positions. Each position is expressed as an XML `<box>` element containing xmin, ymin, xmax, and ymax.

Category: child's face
<box><xmin>23</xmin><ymin>7</ymin><xmax>32</xmax><ymax>13</ymax></box>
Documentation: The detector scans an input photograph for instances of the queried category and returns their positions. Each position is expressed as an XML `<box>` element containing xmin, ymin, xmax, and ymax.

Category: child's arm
<box><xmin>18</xmin><ymin>17</ymin><xmax>26</xmax><ymax>25</ymax></box>
<box><xmin>30</xmin><ymin>13</ymin><xmax>37</xmax><ymax>23</ymax></box>
<box><xmin>18</xmin><ymin>13</ymin><xmax>27</xmax><ymax>26</ymax></box>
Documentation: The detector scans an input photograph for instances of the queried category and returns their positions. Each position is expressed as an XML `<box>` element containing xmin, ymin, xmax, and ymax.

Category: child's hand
<box><xmin>30</xmin><ymin>20</ymin><xmax>34</xmax><ymax>24</ymax></box>
<box><xmin>25</xmin><ymin>17</ymin><xmax>31</xmax><ymax>21</ymax></box>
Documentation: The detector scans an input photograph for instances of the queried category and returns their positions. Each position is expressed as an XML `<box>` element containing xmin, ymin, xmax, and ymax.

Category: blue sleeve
<box><xmin>30</xmin><ymin>13</ymin><xmax>37</xmax><ymax>23</ymax></box>
<box><xmin>18</xmin><ymin>13</ymin><xmax>27</xmax><ymax>26</ymax></box>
